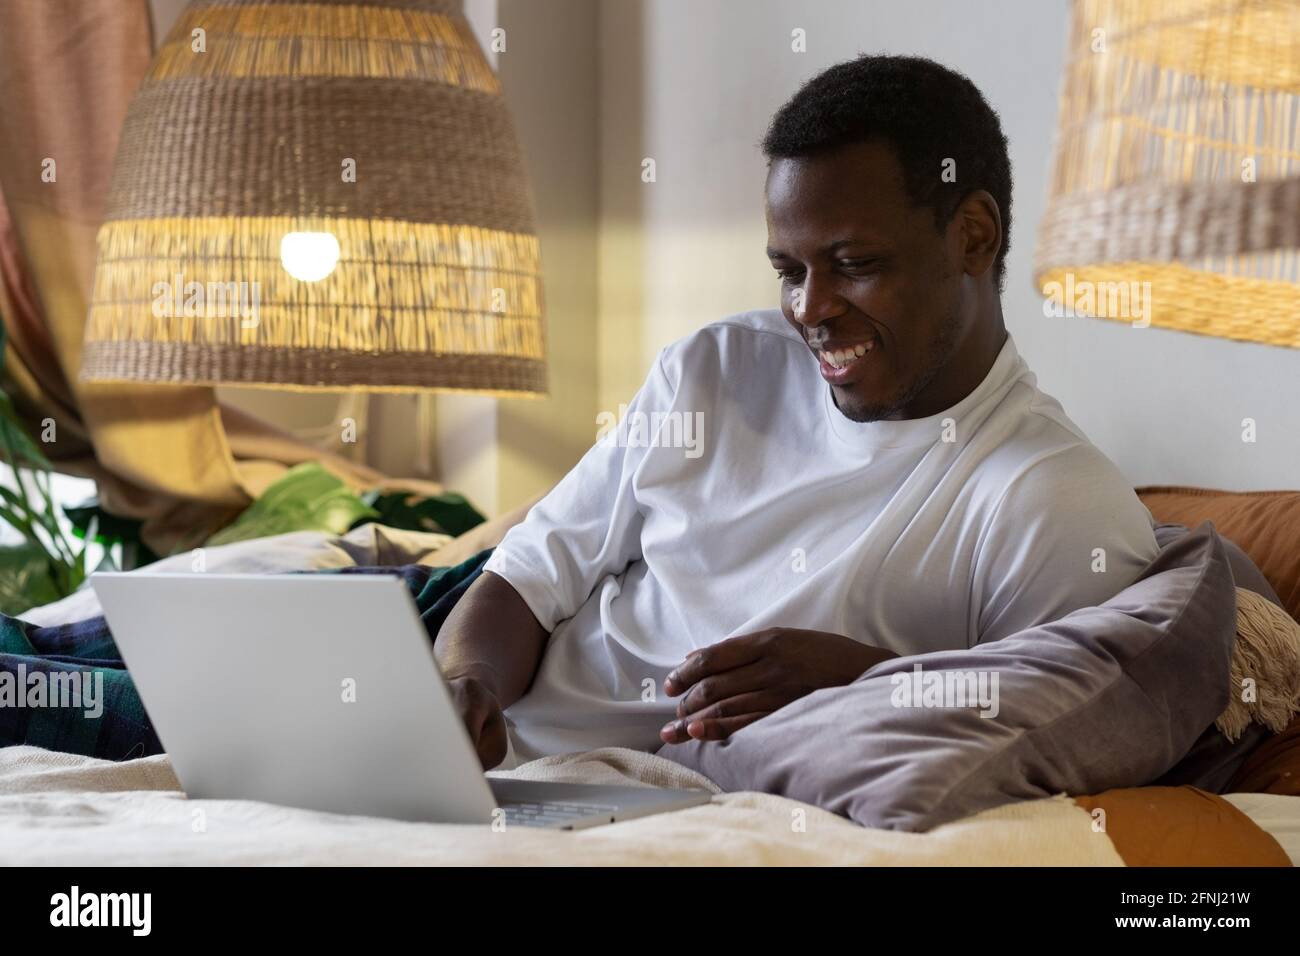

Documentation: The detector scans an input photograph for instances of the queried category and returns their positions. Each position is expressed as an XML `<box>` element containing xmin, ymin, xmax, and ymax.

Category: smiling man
<box><xmin>436</xmin><ymin>55</ymin><xmax>1159</xmax><ymax>770</ymax></box>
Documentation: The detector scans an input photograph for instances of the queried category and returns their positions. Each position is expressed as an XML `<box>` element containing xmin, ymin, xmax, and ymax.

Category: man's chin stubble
<box><xmin>830</xmin><ymin>384</ymin><xmax>913</xmax><ymax>423</ymax></box>
<box><xmin>835</xmin><ymin>309</ymin><xmax>965</xmax><ymax>423</ymax></box>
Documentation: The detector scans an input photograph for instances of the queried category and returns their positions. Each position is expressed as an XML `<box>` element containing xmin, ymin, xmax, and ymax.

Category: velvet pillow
<box><xmin>1138</xmin><ymin>486</ymin><xmax>1300</xmax><ymax>623</ymax></box>
<box><xmin>657</xmin><ymin>524</ymin><xmax>1237</xmax><ymax>831</ymax></box>
<box><xmin>1148</xmin><ymin>521</ymin><xmax>1297</xmax><ymax>792</ymax></box>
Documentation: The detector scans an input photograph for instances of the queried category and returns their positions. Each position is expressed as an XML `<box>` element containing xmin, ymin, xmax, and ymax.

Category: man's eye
<box><xmin>776</xmin><ymin>269</ymin><xmax>805</xmax><ymax>282</ymax></box>
<box><xmin>839</xmin><ymin>258</ymin><xmax>881</xmax><ymax>272</ymax></box>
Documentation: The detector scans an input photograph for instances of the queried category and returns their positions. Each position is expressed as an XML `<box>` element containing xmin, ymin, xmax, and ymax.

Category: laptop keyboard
<box><xmin>500</xmin><ymin>800</ymin><xmax>620</xmax><ymax>829</ymax></box>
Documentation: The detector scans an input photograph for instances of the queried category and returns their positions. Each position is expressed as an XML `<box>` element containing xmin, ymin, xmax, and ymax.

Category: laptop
<box><xmin>91</xmin><ymin>572</ymin><xmax>712</xmax><ymax>830</ymax></box>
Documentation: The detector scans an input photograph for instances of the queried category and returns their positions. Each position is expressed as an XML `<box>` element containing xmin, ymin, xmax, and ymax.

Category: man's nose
<box><xmin>790</xmin><ymin>273</ymin><xmax>845</xmax><ymax>328</ymax></box>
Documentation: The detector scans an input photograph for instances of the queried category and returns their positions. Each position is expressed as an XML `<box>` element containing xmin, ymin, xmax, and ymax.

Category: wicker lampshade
<box><xmin>81</xmin><ymin>0</ymin><xmax>546</xmax><ymax>394</ymax></box>
<box><xmin>1035</xmin><ymin>0</ymin><xmax>1300</xmax><ymax>347</ymax></box>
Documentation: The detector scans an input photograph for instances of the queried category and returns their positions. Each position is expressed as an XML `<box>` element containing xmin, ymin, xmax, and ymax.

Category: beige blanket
<box><xmin>0</xmin><ymin>744</ymin><xmax>1130</xmax><ymax>866</ymax></box>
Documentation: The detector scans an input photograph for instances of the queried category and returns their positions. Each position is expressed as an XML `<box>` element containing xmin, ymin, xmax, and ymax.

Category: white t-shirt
<box><xmin>484</xmin><ymin>309</ymin><xmax>1159</xmax><ymax>766</ymax></box>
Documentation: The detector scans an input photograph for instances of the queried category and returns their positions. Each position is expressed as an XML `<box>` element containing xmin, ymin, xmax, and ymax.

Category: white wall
<box><xmin>597</xmin><ymin>0</ymin><xmax>1300</xmax><ymax>490</ymax></box>
<box><xmin>377</xmin><ymin>0</ymin><xmax>602</xmax><ymax>516</ymax></box>
<box><xmin>380</xmin><ymin>0</ymin><xmax>603</xmax><ymax>516</ymax></box>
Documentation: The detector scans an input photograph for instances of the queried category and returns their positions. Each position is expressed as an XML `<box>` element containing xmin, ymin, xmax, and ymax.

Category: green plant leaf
<box><xmin>0</xmin><ymin>391</ymin><xmax>53</xmax><ymax>471</ymax></box>
<box><xmin>205</xmin><ymin>462</ymin><xmax>379</xmax><ymax>547</ymax></box>
<box><xmin>0</xmin><ymin>542</ymin><xmax>63</xmax><ymax>615</ymax></box>
<box><xmin>0</xmin><ymin>323</ymin><xmax>82</xmax><ymax>608</ymax></box>
<box><xmin>358</xmin><ymin>489</ymin><xmax>485</xmax><ymax>537</ymax></box>
<box><xmin>0</xmin><ymin>479</ymin><xmax>74</xmax><ymax>569</ymax></box>
<box><xmin>57</xmin><ymin>498</ymin><xmax>158</xmax><ymax>569</ymax></box>
<box><xmin>0</xmin><ymin>487</ymin><xmax>40</xmax><ymax>540</ymax></box>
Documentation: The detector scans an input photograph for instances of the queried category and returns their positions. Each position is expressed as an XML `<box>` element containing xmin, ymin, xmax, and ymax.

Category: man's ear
<box><xmin>954</xmin><ymin>190</ymin><xmax>1002</xmax><ymax>279</ymax></box>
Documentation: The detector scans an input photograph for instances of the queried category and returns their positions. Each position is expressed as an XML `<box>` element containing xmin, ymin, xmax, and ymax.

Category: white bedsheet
<box><xmin>0</xmin><ymin>745</ymin><xmax>1131</xmax><ymax>866</ymax></box>
<box><xmin>1223</xmin><ymin>793</ymin><xmax>1300</xmax><ymax>865</ymax></box>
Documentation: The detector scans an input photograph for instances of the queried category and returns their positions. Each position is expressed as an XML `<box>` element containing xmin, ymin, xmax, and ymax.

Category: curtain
<box><xmin>0</xmin><ymin>0</ymin><xmax>387</xmax><ymax>554</ymax></box>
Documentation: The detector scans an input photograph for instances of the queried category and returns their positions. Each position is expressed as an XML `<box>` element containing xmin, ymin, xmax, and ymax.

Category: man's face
<box><xmin>765</xmin><ymin>141</ymin><xmax>970</xmax><ymax>422</ymax></box>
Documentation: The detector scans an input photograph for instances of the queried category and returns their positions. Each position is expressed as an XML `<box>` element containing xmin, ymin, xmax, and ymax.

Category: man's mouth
<box><xmin>815</xmin><ymin>338</ymin><xmax>877</xmax><ymax>383</ymax></box>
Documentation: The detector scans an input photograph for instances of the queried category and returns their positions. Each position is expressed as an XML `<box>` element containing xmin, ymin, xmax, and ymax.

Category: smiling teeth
<box><xmin>819</xmin><ymin>341</ymin><xmax>874</xmax><ymax>368</ymax></box>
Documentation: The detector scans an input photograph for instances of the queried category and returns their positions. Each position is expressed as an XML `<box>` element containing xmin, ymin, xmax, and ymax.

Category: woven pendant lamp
<box><xmin>81</xmin><ymin>0</ymin><xmax>546</xmax><ymax>394</ymax></box>
<box><xmin>1035</xmin><ymin>0</ymin><xmax>1300</xmax><ymax>347</ymax></box>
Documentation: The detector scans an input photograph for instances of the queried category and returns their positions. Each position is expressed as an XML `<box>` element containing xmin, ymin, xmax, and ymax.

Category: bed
<box><xmin>2</xmin><ymin>487</ymin><xmax>1298</xmax><ymax>866</ymax></box>
<box><xmin>2</xmin><ymin>743</ymin><xmax>1295</xmax><ymax>866</ymax></box>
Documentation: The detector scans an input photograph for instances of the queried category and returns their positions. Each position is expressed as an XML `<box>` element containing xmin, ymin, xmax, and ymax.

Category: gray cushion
<box><xmin>657</xmin><ymin>523</ymin><xmax>1237</xmax><ymax>831</ymax></box>
<box><xmin>1154</xmin><ymin>521</ymin><xmax>1281</xmax><ymax>607</ymax></box>
<box><xmin>1150</xmin><ymin>522</ymin><xmax>1282</xmax><ymax>792</ymax></box>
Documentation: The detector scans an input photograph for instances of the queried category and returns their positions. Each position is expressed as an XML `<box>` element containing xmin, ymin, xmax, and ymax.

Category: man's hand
<box><xmin>435</xmin><ymin>570</ymin><xmax>550</xmax><ymax>771</ymax></box>
<box><xmin>447</xmin><ymin>675</ymin><xmax>509</xmax><ymax>770</ymax></box>
<box><xmin>660</xmin><ymin>628</ymin><xmax>898</xmax><ymax>744</ymax></box>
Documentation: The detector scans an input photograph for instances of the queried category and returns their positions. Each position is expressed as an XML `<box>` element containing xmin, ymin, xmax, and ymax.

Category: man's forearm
<box><xmin>435</xmin><ymin>570</ymin><xmax>549</xmax><ymax>708</ymax></box>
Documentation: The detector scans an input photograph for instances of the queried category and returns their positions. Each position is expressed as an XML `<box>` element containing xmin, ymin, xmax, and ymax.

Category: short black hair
<box><xmin>762</xmin><ymin>54</ymin><xmax>1012</xmax><ymax>291</ymax></box>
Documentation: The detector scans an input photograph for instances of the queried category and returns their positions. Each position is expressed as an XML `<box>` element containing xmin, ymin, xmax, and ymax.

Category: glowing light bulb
<box><xmin>279</xmin><ymin>231</ymin><xmax>340</xmax><ymax>282</ymax></box>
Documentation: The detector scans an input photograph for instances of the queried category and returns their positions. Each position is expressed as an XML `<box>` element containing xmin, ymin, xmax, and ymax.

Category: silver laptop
<box><xmin>91</xmin><ymin>572</ymin><xmax>711</xmax><ymax>829</ymax></box>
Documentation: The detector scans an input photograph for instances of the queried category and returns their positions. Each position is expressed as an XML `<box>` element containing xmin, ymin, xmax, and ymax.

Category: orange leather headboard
<box><xmin>1138</xmin><ymin>486</ymin><xmax>1300</xmax><ymax>623</ymax></box>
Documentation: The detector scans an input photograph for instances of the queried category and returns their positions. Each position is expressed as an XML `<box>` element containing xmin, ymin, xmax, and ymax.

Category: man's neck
<box><xmin>891</xmin><ymin>295</ymin><xmax>1007</xmax><ymax>421</ymax></box>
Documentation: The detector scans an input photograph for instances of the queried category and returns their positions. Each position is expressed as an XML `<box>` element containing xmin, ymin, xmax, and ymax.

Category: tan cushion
<box><xmin>1074</xmin><ymin>786</ymin><xmax>1291</xmax><ymax>865</ymax></box>
<box><xmin>1138</xmin><ymin>486</ymin><xmax>1300</xmax><ymax>623</ymax></box>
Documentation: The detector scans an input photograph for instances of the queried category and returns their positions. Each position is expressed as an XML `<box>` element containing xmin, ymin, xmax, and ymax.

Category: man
<box><xmin>437</xmin><ymin>55</ymin><xmax>1159</xmax><ymax>771</ymax></box>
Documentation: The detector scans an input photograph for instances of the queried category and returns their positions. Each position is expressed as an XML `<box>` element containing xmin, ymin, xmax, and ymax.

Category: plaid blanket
<box><xmin>0</xmin><ymin>549</ymin><xmax>492</xmax><ymax>760</ymax></box>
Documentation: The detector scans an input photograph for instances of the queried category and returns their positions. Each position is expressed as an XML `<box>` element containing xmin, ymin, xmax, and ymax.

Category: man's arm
<box><xmin>972</xmin><ymin>443</ymin><xmax>1159</xmax><ymax>644</ymax></box>
<box><xmin>435</xmin><ymin>570</ymin><xmax>549</xmax><ymax>769</ymax></box>
<box><xmin>439</xmin><ymin>350</ymin><xmax>682</xmax><ymax>765</ymax></box>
